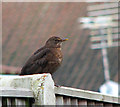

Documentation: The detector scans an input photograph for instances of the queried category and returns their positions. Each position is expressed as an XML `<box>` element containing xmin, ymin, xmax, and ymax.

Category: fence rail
<box><xmin>0</xmin><ymin>74</ymin><xmax>120</xmax><ymax>106</ymax></box>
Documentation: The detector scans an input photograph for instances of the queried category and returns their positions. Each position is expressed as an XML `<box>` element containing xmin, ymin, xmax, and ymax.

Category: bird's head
<box><xmin>45</xmin><ymin>36</ymin><xmax>68</xmax><ymax>48</ymax></box>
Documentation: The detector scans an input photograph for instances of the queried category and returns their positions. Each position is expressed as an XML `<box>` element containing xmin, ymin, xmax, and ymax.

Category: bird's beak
<box><xmin>62</xmin><ymin>38</ymin><xmax>69</xmax><ymax>42</ymax></box>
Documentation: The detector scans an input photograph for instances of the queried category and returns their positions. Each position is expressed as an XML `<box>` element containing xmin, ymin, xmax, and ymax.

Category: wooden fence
<box><xmin>0</xmin><ymin>74</ymin><xmax>120</xmax><ymax>106</ymax></box>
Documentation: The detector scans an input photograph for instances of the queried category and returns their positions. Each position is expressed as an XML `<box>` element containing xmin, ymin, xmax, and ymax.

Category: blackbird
<box><xmin>20</xmin><ymin>36</ymin><xmax>68</xmax><ymax>75</ymax></box>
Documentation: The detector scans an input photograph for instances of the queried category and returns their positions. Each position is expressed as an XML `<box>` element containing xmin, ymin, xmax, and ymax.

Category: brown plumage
<box><xmin>20</xmin><ymin>36</ymin><xmax>68</xmax><ymax>75</ymax></box>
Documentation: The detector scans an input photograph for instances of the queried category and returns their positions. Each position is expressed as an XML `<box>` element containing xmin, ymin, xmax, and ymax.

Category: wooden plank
<box><xmin>87</xmin><ymin>100</ymin><xmax>95</xmax><ymax>105</ymax></box>
<box><xmin>56</xmin><ymin>95</ymin><xmax>64</xmax><ymax>105</ymax></box>
<box><xmin>0</xmin><ymin>88</ymin><xmax>34</xmax><ymax>98</ymax></box>
<box><xmin>91</xmin><ymin>41</ymin><xmax>120</xmax><ymax>49</ymax></box>
<box><xmin>113</xmin><ymin>104</ymin><xmax>119</xmax><ymax>107</ymax></box>
<box><xmin>0</xmin><ymin>74</ymin><xmax>55</xmax><ymax>105</ymax></box>
<box><xmin>88</xmin><ymin>8</ymin><xmax>118</xmax><ymax>16</ymax></box>
<box><xmin>63</xmin><ymin>96</ymin><xmax>71</xmax><ymax>105</ymax></box>
<box><xmin>7</xmin><ymin>98</ymin><xmax>11</xmax><ymax>105</ymax></box>
<box><xmin>78</xmin><ymin>99</ymin><xmax>87</xmax><ymax>105</ymax></box>
<box><xmin>90</xmin><ymin>34</ymin><xmax>119</xmax><ymax>42</ymax></box>
<box><xmin>11</xmin><ymin>98</ymin><xmax>15</xmax><ymax>105</ymax></box>
<box><xmin>26</xmin><ymin>98</ymin><xmax>34</xmax><ymax>107</ymax></box>
<box><xmin>15</xmin><ymin>98</ymin><xmax>26</xmax><ymax>105</ymax></box>
<box><xmin>104</xmin><ymin>103</ymin><xmax>113</xmax><ymax>107</ymax></box>
<box><xmin>95</xmin><ymin>101</ymin><xmax>104</xmax><ymax>106</ymax></box>
<box><xmin>55</xmin><ymin>86</ymin><xmax>120</xmax><ymax>104</ymax></box>
<box><xmin>71</xmin><ymin>98</ymin><xmax>78</xmax><ymax>105</ymax></box>
<box><xmin>87</xmin><ymin>3</ymin><xmax>118</xmax><ymax>11</ymax></box>
<box><xmin>0</xmin><ymin>97</ymin><xmax>2</xmax><ymax>107</ymax></box>
<box><xmin>2</xmin><ymin>97</ymin><xmax>7</xmax><ymax>106</ymax></box>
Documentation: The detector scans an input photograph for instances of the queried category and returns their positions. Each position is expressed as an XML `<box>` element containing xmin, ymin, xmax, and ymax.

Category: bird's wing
<box><xmin>33</xmin><ymin>47</ymin><xmax>44</xmax><ymax>55</ymax></box>
<box><xmin>20</xmin><ymin>48</ymin><xmax>50</xmax><ymax>75</ymax></box>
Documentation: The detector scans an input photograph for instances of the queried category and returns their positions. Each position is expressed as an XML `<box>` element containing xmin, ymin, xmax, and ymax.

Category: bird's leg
<box><xmin>54</xmin><ymin>81</ymin><xmax>61</xmax><ymax>87</ymax></box>
<box><xmin>55</xmin><ymin>84</ymin><xmax>61</xmax><ymax>87</ymax></box>
<box><xmin>52</xmin><ymin>77</ymin><xmax>61</xmax><ymax>87</ymax></box>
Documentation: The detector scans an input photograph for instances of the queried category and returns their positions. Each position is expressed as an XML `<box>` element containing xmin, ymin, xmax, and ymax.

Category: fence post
<box><xmin>0</xmin><ymin>74</ymin><xmax>56</xmax><ymax>105</ymax></box>
<box><xmin>31</xmin><ymin>74</ymin><xmax>56</xmax><ymax>105</ymax></box>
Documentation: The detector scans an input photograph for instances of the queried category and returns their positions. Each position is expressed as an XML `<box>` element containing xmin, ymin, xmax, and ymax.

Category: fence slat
<box><xmin>95</xmin><ymin>102</ymin><xmax>104</xmax><ymax>106</ymax></box>
<box><xmin>11</xmin><ymin>98</ymin><xmax>15</xmax><ymax>105</ymax></box>
<box><xmin>0</xmin><ymin>97</ymin><xmax>2</xmax><ymax>107</ymax></box>
<box><xmin>2</xmin><ymin>98</ymin><xmax>7</xmax><ymax>106</ymax></box>
<box><xmin>87</xmin><ymin>100</ymin><xmax>95</xmax><ymax>105</ymax></box>
<box><xmin>56</xmin><ymin>95</ymin><xmax>64</xmax><ymax>105</ymax></box>
<box><xmin>15</xmin><ymin>98</ymin><xmax>26</xmax><ymax>105</ymax></box>
<box><xmin>78</xmin><ymin>99</ymin><xmax>87</xmax><ymax>105</ymax></box>
<box><xmin>63</xmin><ymin>97</ymin><xmax>71</xmax><ymax>105</ymax></box>
<box><xmin>7</xmin><ymin>98</ymin><xmax>11</xmax><ymax>105</ymax></box>
<box><xmin>113</xmin><ymin>104</ymin><xmax>119</xmax><ymax>107</ymax></box>
<box><xmin>71</xmin><ymin>98</ymin><xmax>78</xmax><ymax>105</ymax></box>
<box><xmin>104</xmin><ymin>103</ymin><xmax>113</xmax><ymax>107</ymax></box>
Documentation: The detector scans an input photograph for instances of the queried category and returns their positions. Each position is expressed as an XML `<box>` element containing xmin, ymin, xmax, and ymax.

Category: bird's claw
<box><xmin>55</xmin><ymin>84</ymin><xmax>61</xmax><ymax>87</ymax></box>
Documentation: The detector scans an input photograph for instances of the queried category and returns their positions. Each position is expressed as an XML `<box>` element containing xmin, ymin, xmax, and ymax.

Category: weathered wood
<box><xmin>0</xmin><ymin>74</ymin><xmax>120</xmax><ymax>106</ymax></box>
<box><xmin>87</xmin><ymin>100</ymin><xmax>95</xmax><ymax>105</ymax></box>
<box><xmin>113</xmin><ymin>104</ymin><xmax>120</xmax><ymax>107</ymax></box>
<box><xmin>25</xmin><ymin>98</ymin><xmax>33</xmax><ymax>106</ymax></box>
<box><xmin>95</xmin><ymin>101</ymin><xmax>104</xmax><ymax>106</ymax></box>
<box><xmin>7</xmin><ymin>98</ymin><xmax>11</xmax><ymax>105</ymax></box>
<box><xmin>2</xmin><ymin>97</ymin><xmax>7</xmax><ymax>106</ymax></box>
<box><xmin>15</xmin><ymin>98</ymin><xmax>25</xmax><ymax>105</ymax></box>
<box><xmin>0</xmin><ymin>97</ymin><xmax>2</xmax><ymax>107</ymax></box>
<box><xmin>56</xmin><ymin>95</ymin><xmax>63</xmax><ymax>105</ymax></box>
<box><xmin>71</xmin><ymin>98</ymin><xmax>78</xmax><ymax>105</ymax></box>
<box><xmin>78</xmin><ymin>99</ymin><xmax>87</xmax><ymax>105</ymax></box>
<box><xmin>0</xmin><ymin>88</ymin><xmax>34</xmax><ymax>98</ymax></box>
<box><xmin>0</xmin><ymin>74</ymin><xmax>55</xmax><ymax>105</ymax></box>
<box><xmin>15</xmin><ymin>98</ymin><xmax>26</xmax><ymax>105</ymax></box>
<box><xmin>11</xmin><ymin>98</ymin><xmax>15</xmax><ymax>105</ymax></box>
<box><xmin>87</xmin><ymin>3</ymin><xmax>118</xmax><ymax>11</ymax></box>
<box><xmin>55</xmin><ymin>86</ymin><xmax>120</xmax><ymax>104</ymax></box>
<box><xmin>104</xmin><ymin>103</ymin><xmax>113</xmax><ymax>107</ymax></box>
<box><xmin>63</xmin><ymin>96</ymin><xmax>71</xmax><ymax>105</ymax></box>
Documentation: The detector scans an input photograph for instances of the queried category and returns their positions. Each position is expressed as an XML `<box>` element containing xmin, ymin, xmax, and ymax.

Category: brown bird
<box><xmin>20</xmin><ymin>36</ymin><xmax>68</xmax><ymax>75</ymax></box>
